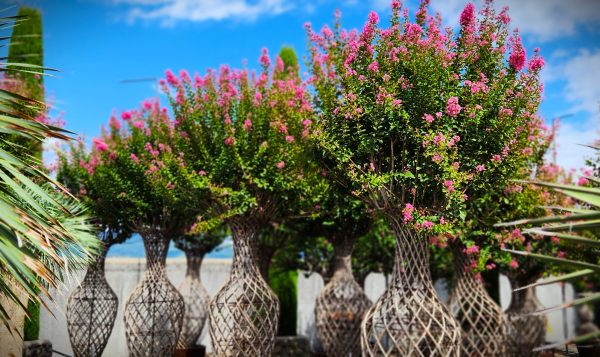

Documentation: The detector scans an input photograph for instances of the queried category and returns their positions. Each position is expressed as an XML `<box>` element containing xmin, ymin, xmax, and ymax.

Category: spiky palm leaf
<box><xmin>498</xmin><ymin>147</ymin><xmax>600</xmax><ymax>349</ymax></box>
<box><xmin>0</xmin><ymin>11</ymin><xmax>99</xmax><ymax>332</ymax></box>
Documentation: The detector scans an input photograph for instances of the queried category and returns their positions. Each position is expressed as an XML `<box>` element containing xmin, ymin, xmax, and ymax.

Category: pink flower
<box><xmin>130</xmin><ymin>153</ymin><xmax>139</xmax><ymax>163</ymax></box>
<box><xmin>509</xmin><ymin>34</ymin><xmax>526</xmax><ymax>71</ymax></box>
<box><xmin>440</xmin><ymin>217</ymin><xmax>446</xmax><ymax>225</ymax></box>
<box><xmin>243</xmin><ymin>119</ymin><xmax>252</xmax><ymax>131</ymax></box>
<box><xmin>422</xmin><ymin>221</ymin><xmax>434</xmax><ymax>230</ymax></box>
<box><xmin>165</xmin><ymin>69</ymin><xmax>179</xmax><ymax>86</ymax></box>
<box><xmin>198</xmin><ymin>170</ymin><xmax>207</xmax><ymax>176</ymax></box>
<box><xmin>109</xmin><ymin>115</ymin><xmax>121</xmax><ymax>130</ymax></box>
<box><xmin>302</xmin><ymin>119</ymin><xmax>312</xmax><ymax>127</ymax></box>
<box><xmin>285</xmin><ymin>135</ymin><xmax>295</xmax><ymax>143</ymax></box>
<box><xmin>224</xmin><ymin>137</ymin><xmax>235</xmax><ymax>146</ymax></box>
<box><xmin>486</xmin><ymin>263</ymin><xmax>496</xmax><ymax>270</ymax></box>
<box><xmin>121</xmin><ymin>111</ymin><xmax>132</xmax><ymax>120</ymax></box>
<box><xmin>578</xmin><ymin>177</ymin><xmax>590</xmax><ymax>186</ymax></box>
<box><xmin>93</xmin><ymin>138</ymin><xmax>108</xmax><ymax>152</ymax></box>
<box><xmin>432</xmin><ymin>154</ymin><xmax>442</xmax><ymax>163</ymax></box>
<box><xmin>446</xmin><ymin>97</ymin><xmax>462</xmax><ymax>117</ymax></box>
<box><xmin>476</xmin><ymin>164</ymin><xmax>485</xmax><ymax>172</ymax></box>
<box><xmin>403</xmin><ymin>203</ymin><xmax>414</xmax><ymax>222</ymax></box>
<box><xmin>491</xmin><ymin>154</ymin><xmax>502</xmax><ymax>162</ymax></box>
<box><xmin>509</xmin><ymin>259</ymin><xmax>519</xmax><ymax>269</ymax></box>
<box><xmin>423</xmin><ymin>114</ymin><xmax>435</xmax><ymax>123</ymax></box>
<box><xmin>465</xmin><ymin>245</ymin><xmax>480</xmax><ymax>255</ymax></box>
<box><xmin>392</xmin><ymin>99</ymin><xmax>402</xmax><ymax>107</ymax></box>
<box><xmin>528</xmin><ymin>57</ymin><xmax>545</xmax><ymax>71</ymax></box>
<box><xmin>557</xmin><ymin>251</ymin><xmax>567</xmax><ymax>258</ymax></box>
<box><xmin>276</xmin><ymin>161</ymin><xmax>286</xmax><ymax>169</ymax></box>
<box><xmin>133</xmin><ymin>121</ymin><xmax>144</xmax><ymax>129</ymax></box>
<box><xmin>444</xmin><ymin>180</ymin><xmax>455</xmax><ymax>192</ymax></box>
<box><xmin>368</xmin><ymin>61</ymin><xmax>379</xmax><ymax>72</ymax></box>
<box><xmin>259</xmin><ymin>47</ymin><xmax>271</xmax><ymax>67</ymax></box>
<box><xmin>460</xmin><ymin>3</ymin><xmax>475</xmax><ymax>28</ymax></box>
<box><xmin>279</xmin><ymin>125</ymin><xmax>288</xmax><ymax>133</ymax></box>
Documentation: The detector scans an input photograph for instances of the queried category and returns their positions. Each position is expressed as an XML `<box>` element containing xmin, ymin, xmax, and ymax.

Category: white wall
<box><xmin>40</xmin><ymin>259</ymin><xmax>576</xmax><ymax>356</ymax></box>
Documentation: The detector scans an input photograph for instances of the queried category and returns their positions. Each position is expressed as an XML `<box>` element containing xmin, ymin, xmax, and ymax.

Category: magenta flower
<box><xmin>276</xmin><ymin>161</ymin><xmax>286</xmax><ymax>169</ymax></box>
<box><xmin>93</xmin><ymin>138</ymin><xmax>108</xmax><ymax>152</ymax></box>
<box><xmin>464</xmin><ymin>245</ymin><xmax>479</xmax><ymax>255</ymax></box>
<box><xmin>509</xmin><ymin>34</ymin><xmax>526</xmax><ymax>71</ymax></box>
<box><xmin>509</xmin><ymin>259</ymin><xmax>519</xmax><ymax>269</ymax></box>
<box><xmin>285</xmin><ymin>135</ymin><xmax>295</xmax><ymax>143</ymax></box>
<box><xmin>368</xmin><ymin>61</ymin><xmax>379</xmax><ymax>72</ymax></box>
<box><xmin>423</xmin><ymin>113</ymin><xmax>435</xmax><ymax>123</ymax></box>
<box><xmin>121</xmin><ymin>111</ymin><xmax>132</xmax><ymax>120</ymax></box>
<box><xmin>130</xmin><ymin>153</ymin><xmax>139</xmax><ymax>164</ymax></box>
<box><xmin>444</xmin><ymin>180</ymin><xmax>455</xmax><ymax>192</ymax></box>
<box><xmin>476</xmin><ymin>164</ymin><xmax>485</xmax><ymax>172</ymax></box>
<box><xmin>259</xmin><ymin>47</ymin><xmax>271</xmax><ymax>68</ymax></box>
<box><xmin>445</xmin><ymin>97</ymin><xmax>462</xmax><ymax>117</ymax></box>
<box><xmin>243</xmin><ymin>118</ymin><xmax>252</xmax><ymax>131</ymax></box>
<box><xmin>459</xmin><ymin>3</ymin><xmax>475</xmax><ymax>29</ymax></box>
<box><xmin>224</xmin><ymin>137</ymin><xmax>234</xmax><ymax>146</ymax></box>
<box><xmin>109</xmin><ymin>115</ymin><xmax>121</xmax><ymax>130</ymax></box>
<box><xmin>133</xmin><ymin>121</ymin><xmax>144</xmax><ymax>129</ymax></box>
<box><xmin>422</xmin><ymin>221</ymin><xmax>434</xmax><ymax>230</ymax></box>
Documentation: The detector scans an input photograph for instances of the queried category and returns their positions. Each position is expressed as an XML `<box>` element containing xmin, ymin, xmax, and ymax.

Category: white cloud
<box><xmin>426</xmin><ymin>0</ymin><xmax>600</xmax><ymax>42</ymax></box>
<box><xmin>116</xmin><ymin>0</ymin><xmax>292</xmax><ymax>26</ymax></box>
<box><xmin>561</xmin><ymin>49</ymin><xmax>600</xmax><ymax>114</ymax></box>
<box><xmin>552</xmin><ymin>115</ymin><xmax>599</xmax><ymax>171</ymax></box>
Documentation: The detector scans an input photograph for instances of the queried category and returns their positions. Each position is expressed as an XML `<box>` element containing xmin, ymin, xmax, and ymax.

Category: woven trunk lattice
<box><xmin>177</xmin><ymin>249</ymin><xmax>210</xmax><ymax>348</ymax></box>
<box><xmin>505</xmin><ymin>274</ymin><xmax>547</xmax><ymax>357</ymax></box>
<box><xmin>315</xmin><ymin>236</ymin><xmax>371</xmax><ymax>357</ymax></box>
<box><xmin>124</xmin><ymin>231</ymin><xmax>185</xmax><ymax>356</ymax></box>
<box><xmin>66</xmin><ymin>245</ymin><xmax>117</xmax><ymax>357</ymax></box>
<box><xmin>361</xmin><ymin>216</ymin><xmax>460</xmax><ymax>356</ymax></box>
<box><xmin>447</xmin><ymin>242</ymin><xmax>508</xmax><ymax>356</ymax></box>
<box><xmin>209</xmin><ymin>219</ymin><xmax>280</xmax><ymax>356</ymax></box>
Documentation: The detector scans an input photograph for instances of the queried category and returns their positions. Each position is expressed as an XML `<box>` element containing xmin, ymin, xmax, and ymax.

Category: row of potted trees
<box><xmin>57</xmin><ymin>1</ymin><xmax>572</xmax><ymax>356</ymax></box>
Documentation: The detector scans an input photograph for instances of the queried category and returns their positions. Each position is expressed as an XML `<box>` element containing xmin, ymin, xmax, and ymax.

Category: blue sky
<box><xmin>4</xmin><ymin>0</ymin><xmax>599</xmax><ymax>172</ymax></box>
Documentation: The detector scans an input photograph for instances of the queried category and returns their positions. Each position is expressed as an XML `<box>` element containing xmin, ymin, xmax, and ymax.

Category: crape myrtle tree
<box><xmin>164</xmin><ymin>48</ymin><xmax>319</xmax><ymax>355</ymax></box>
<box><xmin>307</xmin><ymin>0</ymin><xmax>547</xmax><ymax>355</ymax></box>
<box><xmin>61</xmin><ymin>99</ymin><xmax>213</xmax><ymax>356</ymax></box>
<box><xmin>58</xmin><ymin>138</ymin><xmax>132</xmax><ymax>357</ymax></box>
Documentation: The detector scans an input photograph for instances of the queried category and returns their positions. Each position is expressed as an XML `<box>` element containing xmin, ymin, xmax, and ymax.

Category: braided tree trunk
<box><xmin>315</xmin><ymin>235</ymin><xmax>371</xmax><ymax>357</ymax></box>
<box><xmin>177</xmin><ymin>249</ymin><xmax>210</xmax><ymax>348</ymax></box>
<box><xmin>361</xmin><ymin>216</ymin><xmax>460</xmax><ymax>356</ymax></box>
<box><xmin>209</xmin><ymin>219</ymin><xmax>280</xmax><ymax>356</ymax></box>
<box><xmin>447</xmin><ymin>242</ymin><xmax>508</xmax><ymax>356</ymax></box>
<box><xmin>505</xmin><ymin>274</ymin><xmax>547</xmax><ymax>357</ymax></box>
<box><xmin>124</xmin><ymin>231</ymin><xmax>185</xmax><ymax>356</ymax></box>
<box><xmin>66</xmin><ymin>244</ymin><xmax>117</xmax><ymax>357</ymax></box>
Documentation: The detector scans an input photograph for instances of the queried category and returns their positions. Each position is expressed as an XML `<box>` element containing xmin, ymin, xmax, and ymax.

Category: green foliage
<box><xmin>23</xmin><ymin>295</ymin><xmax>40</xmax><ymax>340</ymax></box>
<box><xmin>269</xmin><ymin>268</ymin><xmax>297</xmax><ymax>336</ymax></box>
<box><xmin>352</xmin><ymin>218</ymin><xmax>395</xmax><ymax>284</ymax></box>
<box><xmin>277</xmin><ymin>46</ymin><xmax>299</xmax><ymax>79</ymax></box>
<box><xmin>7</xmin><ymin>6</ymin><xmax>44</xmax><ymax>100</ymax></box>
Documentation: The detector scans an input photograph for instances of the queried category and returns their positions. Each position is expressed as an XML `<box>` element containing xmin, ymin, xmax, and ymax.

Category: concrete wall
<box><xmin>40</xmin><ymin>258</ymin><xmax>575</xmax><ymax>356</ymax></box>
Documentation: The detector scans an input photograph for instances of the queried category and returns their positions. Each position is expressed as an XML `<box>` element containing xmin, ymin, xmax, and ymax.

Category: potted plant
<box><xmin>71</xmin><ymin>100</ymin><xmax>214</xmax><ymax>356</ymax></box>
<box><xmin>164</xmin><ymin>48</ymin><xmax>317</xmax><ymax>355</ymax></box>
<box><xmin>307</xmin><ymin>0</ymin><xmax>546</xmax><ymax>355</ymax></box>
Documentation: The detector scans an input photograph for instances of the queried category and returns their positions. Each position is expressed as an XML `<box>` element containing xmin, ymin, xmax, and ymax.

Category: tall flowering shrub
<box><xmin>307</xmin><ymin>0</ymin><xmax>547</xmax><ymax>241</ymax></box>
<box><xmin>163</xmin><ymin>50</ymin><xmax>318</xmax><ymax>355</ymax></box>
<box><xmin>58</xmin><ymin>99</ymin><xmax>211</xmax><ymax>237</ymax></box>
<box><xmin>164</xmin><ymin>49</ymin><xmax>317</xmax><ymax>226</ymax></box>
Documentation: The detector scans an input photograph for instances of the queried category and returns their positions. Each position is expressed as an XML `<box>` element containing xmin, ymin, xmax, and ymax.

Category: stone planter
<box><xmin>505</xmin><ymin>274</ymin><xmax>547</xmax><ymax>357</ymax></box>
<box><xmin>315</xmin><ymin>236</ymin><xmax>370</xmax><ymax>357</ymax></box>
<box><xmin>124</xmin><ymin>230</ymin><xmax>185</xmax><ymax>356</ymax></box>
<box><xmin>66</xmin><ymin>245</ymin><xmax>118</xmax><ymax>357</ymax></box>
<box><xmin>209</xmin><ymin>219</ymin><xmax>279</xmax><ymax>356</ymax></box>
<box><xmin>447</xmin><ymin>242</ymin><xmax>508</xmax><ymax>356</ymax></box>
<box><xmin>361</xmin><ymin>216</ymin><xmax>460</xmax><ymax>356</ymax></box>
